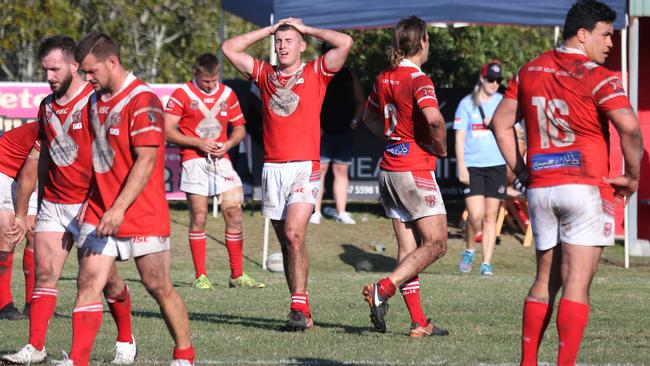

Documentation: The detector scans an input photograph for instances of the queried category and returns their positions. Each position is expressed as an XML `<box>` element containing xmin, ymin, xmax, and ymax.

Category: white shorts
<box><xmin>0</xmin><ymin>172</ymin><xmax>37</xmax><ymax>215</ymax></box>
<box><xmin>35</xmin><ymin>200</ymin><xmax>83</xmax><ymax>241</ymax></box>
<box><xmin>77</xmin><ymin>223</ymin><xmax>170</xmax><ymax>261</ymax></box>
<box><xmin>180</xmin><ymin>157</ymin><xmax>242</xmax><ymax>197</ymax></box>
<box><xmin>528</xmin><ymin>184</ymin><xmax>615</xmax><ymax>251</ymax></box>
<box><xmin>262</xmin><ymin>161</ymin><xmax>320</xmax><ymax>220</ymax></box>
<box><xmin>379</xmin><ymin>170</ymin><xmax>447</xmax><ymax>222</ymax></box>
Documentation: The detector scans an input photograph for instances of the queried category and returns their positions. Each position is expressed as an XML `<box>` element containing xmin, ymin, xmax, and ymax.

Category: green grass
<box><xmin>1</xmin><ymin>201</ymin><xmax>649</xmax><ymax>365</ymax></box>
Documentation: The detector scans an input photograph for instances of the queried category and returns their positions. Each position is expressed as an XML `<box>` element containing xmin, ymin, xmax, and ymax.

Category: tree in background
<box><xmin>1</xmin><ymin>2</ymin><xmax>552</xmax><ymax>89</ymax></box>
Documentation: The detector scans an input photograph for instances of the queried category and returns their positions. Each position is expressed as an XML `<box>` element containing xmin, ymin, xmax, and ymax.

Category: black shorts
<box><xmin>463</xmin><ymin>165</ymin><xmax>507</xmax><ymax>199</ymax></box>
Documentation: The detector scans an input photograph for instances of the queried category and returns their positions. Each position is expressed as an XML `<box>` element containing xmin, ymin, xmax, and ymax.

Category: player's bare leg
<box><xmin>0</xmin><ymin>211</ymin><xmax>26</xmax><ymax>320</ymax></box>
<box><xmin>388</xmin><ymin>215</ymin><xmax>447</xmax><ymax>285</ymax></box>
<box><xmin>22</xmin><ymin>215</ymin><xmax>36</xmax><ymax>314</ymax></box>
<box><xmin>331</xmin><ymin>163</ymin><xmax>354</xmax><ymax>223</ymax></box>
<box><xmin>135</xmin><ymin>251</ymin><xmax>192</xmax><ymax>350</ymax></box>
<box><xmin>460</xmin><ymin>195</ymin><xmax>484</xmax><ymax>273</ymax></box>
<box><xmin>311</xmin><ymin>162</ymin><xmax>330</xmax><ymax>224</ymax></box>
<box><xmin>520</xmin><ymin>246</ymin><xmax>562</xmax><ymax>366</ymax></box>
<box><xmin>555</xmin><ymin>244</ymin><xmax>602</xmax><ymax>365</ymax></box>
<box><xmin>479</xmin><ymin>197</ymin><xmax>501</xmax><ymax>275</ymax></box>
<box><xmin>187</xmin><ymin>193</ymin><xmax>212</xmax><ymax>288</ymax></box>
<box><xmin>68</xmin><ymin>252</ymin><xmax>116</xmax><ymax>366</ymax></box>
<box><xmin>222</xmin><ymin>189</ymin><xmax>263</xmax><ymax>288</ymax></box>
<box><xmin>364</xmin><ymin>215</ymin><xmax>447</xmax><ymax>334</ymax></box>
<box><xmin>271</xmin><ymin>202</ymin><xmax>313</xmax><ymax>330</ymax></box>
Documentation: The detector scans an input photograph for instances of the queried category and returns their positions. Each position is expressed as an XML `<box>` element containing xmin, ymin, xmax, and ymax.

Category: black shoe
<box><xmin>363</xmin><ymin>283</ymin><xmax>389</xmax><ymax>333</ymax></box>
<box><xmin>22</xmin><ymin>302</ymin><xmax>30</xmax><ymax>317</ymax></box>
<box><xmin>283</xmin><ymin>310</ymin><xmax>314</xmax><ymax>331</ymax></box>
<box><xmin>0</xmin><ymin>303</ymin><xmax>28</xmax><ymax>320</ymax></box>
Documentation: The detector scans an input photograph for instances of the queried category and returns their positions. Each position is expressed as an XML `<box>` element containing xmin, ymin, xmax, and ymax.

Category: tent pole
<box><xmin>625</xmin><ymin>16</ymin><xmax>639</xmax><ymax>269</ymax></box>
<box><xmin>262</xmin><ymin>12</ymin><xmax>276</xmax><ymax>270</ymax></box>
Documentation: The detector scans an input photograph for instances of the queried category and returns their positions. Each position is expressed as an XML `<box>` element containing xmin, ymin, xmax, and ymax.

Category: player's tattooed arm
<box><xmin>492</xmin><ymin>98</ymin><xmax>526</xmax><ymax>182</ymax></box>
<box><xmin>603</xmin><ymin>107</ymin><xmax>644</xmax><ymax>199</ymax></box>
<box><xmin>421</xmin><ymin>107</ymin><xmax>447</xmax><ymax>158</ymax></box>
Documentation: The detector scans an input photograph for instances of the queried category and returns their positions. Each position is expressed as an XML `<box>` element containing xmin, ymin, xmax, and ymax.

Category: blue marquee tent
<box><xmin>222</xmin><ymin>0</ymin><xmax>627</xmax><ymax>29</ymax></box>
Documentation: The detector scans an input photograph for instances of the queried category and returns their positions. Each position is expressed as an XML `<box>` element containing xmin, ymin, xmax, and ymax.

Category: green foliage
<box><xmin>0</xmin><ymin>2</ymin><xmax>552</xmax><ymax>88</ymax></box>
<box><xmin>347</xmin><ymin>25</ymin><xmax>554</xmax><ymax>90</ymax></box>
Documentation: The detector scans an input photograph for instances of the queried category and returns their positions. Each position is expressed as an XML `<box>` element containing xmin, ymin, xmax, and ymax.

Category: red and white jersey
<box><xmin>505</xmin><ymin>47</ymin><xmax>631</xmax><ymax>188</ymax></box>
<box><xmin>38</xmin><ymin>82</ymin><xmax>94</xmax><ymax>203</ymax></box>
<box><xmin>84</xmin><ymin>74</ymin><xmax>170</xmax><ymax>237</ymax></box>
<box><xmin>366</xmin><ymin>59</ymin><xmax>440</xmax><ymax>171</ymax></box>
<box><xmin>0</xmin><ymin>122</ymin><xmax>39</xmax><ymax>179</ymax></box>
<box><xmin>165</xmin><ymin>81</ymin><xmax>245</xmax><ymax>162</ymax></box>
<box><xmin>250</xmin><ymin>55</ymin><xmax>335</xmax><ymax>162</ymax></box>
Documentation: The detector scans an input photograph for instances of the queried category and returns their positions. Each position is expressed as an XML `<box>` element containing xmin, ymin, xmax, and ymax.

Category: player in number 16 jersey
<box><xmin>491</xmin><ymin>1</ymin><xmax>643</xmax><ymax>364</ymax></box>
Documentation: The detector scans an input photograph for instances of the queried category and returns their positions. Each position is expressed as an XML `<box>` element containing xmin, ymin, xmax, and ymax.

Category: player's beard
<box><xmin>51</xmin><ymin>71</ymin><xmax>73</xmax><ymax>98</ymax></box>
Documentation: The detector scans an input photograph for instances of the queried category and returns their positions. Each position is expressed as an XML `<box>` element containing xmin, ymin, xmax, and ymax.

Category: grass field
<box><xmin>1</xmin><ymin>201</ymin><xmax>649</xmax><ymax>365</ymax></box>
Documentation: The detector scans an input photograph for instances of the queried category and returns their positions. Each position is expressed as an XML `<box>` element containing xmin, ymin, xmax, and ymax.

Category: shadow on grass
<box><xmin>339</xmin><ymin>243</ymin><xmax>397</xmax><ymax>273</ymax></box>
<box><xmin>131</xmin><ymin>310</ymin><xmax>373</xmax><ymax>334</ymax></box>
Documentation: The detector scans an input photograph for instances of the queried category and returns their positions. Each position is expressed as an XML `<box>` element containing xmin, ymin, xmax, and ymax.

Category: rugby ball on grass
<box><xmin>266</xmin><ymin>252</ymin><xmax>284</xmax><ymax>273</ymax></box>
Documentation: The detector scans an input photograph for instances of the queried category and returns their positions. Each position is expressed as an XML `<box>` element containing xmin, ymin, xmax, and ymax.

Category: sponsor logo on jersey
<box><xmin>204</xmin><ymin>98</ymin><xmax>216</xmax><ymax>104</ymax></box>
<box><xmin>99</xmin><ymin>106</ymin><xmax>110</xmax><ymax>114</ymax></box>
<box><xmin>56</xmin><ymin>108</ymin><xmax>69</xmax><ymax>115</ymax></box>
<box><xmin>385</xmin><ymin>142</ymin><xmax>410</xmax><ymax>156</ymax></box>
<box><xmin>147</xmin><ymin>111</ymin><xmax>157</xmax><ymax>123</ymax></box>
<box><xmin>531</xmin><ymin>151</ymin><xmax>581</xmax><ymax>171</ymax></box>
<box><xmin>109</xmin><ymin>128</ymin><xmax>119</xmax><ymax>135</ymax></box>
<box><xmin>72</xmin><ymin>122</ymin><xmax>82</xmax><ymax>130</ymax></box>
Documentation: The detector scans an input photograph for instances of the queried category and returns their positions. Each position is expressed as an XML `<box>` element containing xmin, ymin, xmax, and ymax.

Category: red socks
<box><xmin>400</xmin><ymin>277</ymin><xmax>427</xmax><ymax>327</ymax></box>
<box><xmin>69</xmin><ymin>303</ymin><xmax>103</xmax><ymax>366</ymax></box>
<box><xmin>105</xmin><ymin>285</ymin><xmax>133</xmax><ymax>343</ymax></box>
<box><xmin>377</xmin><ymin>277</ymin><xmax>396</xmax><ymax>300</ymax></box>
<box><xmin>189</xmin><ymin>231</ymin><xmax>207</xmax><ymax>278</ymax></box>
<box><xmin>29</xmin><ymin>287</ymin><xmax>57</xmax><ymax>351</ymax></box>
<box><xmin>173</xmin><ymin>345</ymin><xmax>195</xmax><ymax>364</ymax></box>
<box><xmin>557</xmin><ymin>298</ymin><xmax>590</xmax><ymax>366</ymax></box>
<box><xmin>0</xmin><ymin>250</ymin><xmax>14</xmax><ymax>309</ymax></box>
<box><xmin>23</xmin><ymin>249</ymin><xmax>34</xmax><ymax>306</ymax></box>
<box><xmin>520</xmin><ymin>298</ymin><xmax>553</xmax><ymax>366</ymax></box>
<box><xmin>225</xmin><ymin>231</ymin><xmax>244</xmax><ymax>279</ymax></box>
<box><xmin>290</xmin><ymin>293</ymin><xmax>310</xmax><ymax>318</ymax></box>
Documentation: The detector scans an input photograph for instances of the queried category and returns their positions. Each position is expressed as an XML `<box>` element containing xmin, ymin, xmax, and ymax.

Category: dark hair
<box><xmin>387</xmin><ymin>16</ymin><xmax>427</xmax><ymax>68</ymax></box>
<box><xmin>194</xmin><ymin>53</ymin><xmax>219</xmax><ymax>74</ymax></box>
<box><xmin>274</xmin><ymin>24</ymin><xmax>304</xmax><ymax>40</ymax></box>
<box><xmin>38</xmin><ymin>35</ymin><xmax>76</xmax><ymax>61</ymax></box>
<box><xmin>563</xmin><ymin>0</ymin><xmax>616</xmax><ymax>40</ymax></box>
<box><xmin>75</xmin><ymin>32</ymin><xmax>120</xmax><ymax>63</ymax></box>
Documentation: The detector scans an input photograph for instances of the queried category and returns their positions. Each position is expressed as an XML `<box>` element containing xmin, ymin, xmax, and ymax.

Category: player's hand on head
<box><xmin>603</xmin><ymin>175</ymin><xmax>639</xmax><ymax>201</ymax></box>
<box><xmin>97</xmin><ymin>207</ymin><xmax>125</xmax><ymax>237</ymax></box>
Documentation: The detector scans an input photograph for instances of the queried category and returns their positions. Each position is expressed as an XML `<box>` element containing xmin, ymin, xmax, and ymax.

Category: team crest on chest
<box><xmin>190</xmin><ymin>100</ymin><xmax>199</xmax><ymax>110</ymax></box>
<box><xmin>110</xmin><ymin>114</ymin><xmax>121</xmax><ymax>126</ymax></box>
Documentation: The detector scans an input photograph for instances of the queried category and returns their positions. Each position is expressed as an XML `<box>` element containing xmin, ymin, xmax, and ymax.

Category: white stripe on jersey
<box><xmin>598</xmin><ymin>92</ymin><xmax>627</xmax><ymax>105</ymax></box>
<box><xmin>417</xmin><ymin>96</ymin><xmax>437</xmax><ymax>104</ymax></box>
<box><xmin>230</xmin><ymin>114</ymin><xmax>244</xmax><ymax>122</ymax></box>
<box><xmin>130</xmin><ymin>126</ymin><xmax>162</xmax><ymax>136</ymax></box>
<box><xmin>410</xmin><ymin>71</ymin><xmax>425</xmax><ymax>79</ymax></box>
<box><xmin>591</xmin><ymin>76</ymin><xmax>619</xmax><ymax>96</ymax></box>
<box><xmin>133</xmin><ymin>106</ymin><xmax>163</xmax><ymax>118</ymax></box>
